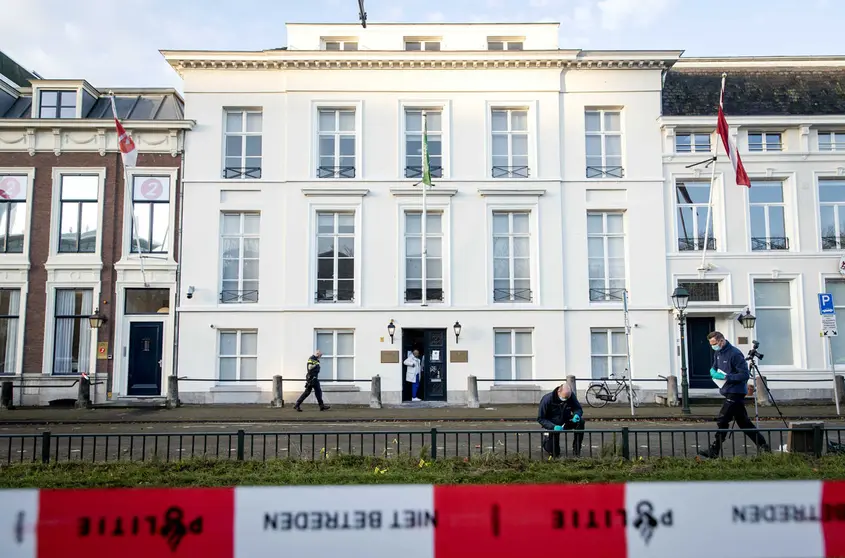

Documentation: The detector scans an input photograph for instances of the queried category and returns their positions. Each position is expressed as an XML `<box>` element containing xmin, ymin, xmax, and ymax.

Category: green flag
<box><xmin>421</xmin><ymin>111</ymin><xmax>432</xmax><ymax>186</ymax></box>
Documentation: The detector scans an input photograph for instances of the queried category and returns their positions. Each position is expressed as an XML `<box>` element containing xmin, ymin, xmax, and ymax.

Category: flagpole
<box><xmin>698</xmin><ymin>74</ymin><xmax>726</xmax><ymax>271</ymax></box>
<box><xmin>420</xmin><ymin>110</ymin><xmax>428</xmax><ymax>307</ymax></box>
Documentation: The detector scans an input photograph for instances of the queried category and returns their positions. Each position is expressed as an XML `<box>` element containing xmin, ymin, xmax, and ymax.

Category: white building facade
<box><xmin>166</xmin><ymin>23</ymin><xmax>681</xmax><ymax>405</ymax></box>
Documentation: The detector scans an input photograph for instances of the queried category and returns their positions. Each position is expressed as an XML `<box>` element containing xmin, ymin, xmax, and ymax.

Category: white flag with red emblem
<box><xmin>110</xmin><ymin>96</ymin><xmax>137</xmax><ymax>168</ymax></box>
<box><xmin>716</xmin><ymin>75</ymin><xmax>750</xmax><ymax>187</ymax></box>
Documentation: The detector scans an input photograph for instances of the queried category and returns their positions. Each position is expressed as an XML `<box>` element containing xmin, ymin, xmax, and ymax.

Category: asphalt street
<box><xmin>3</xmin><ymin>420</ymin><xmax>843</xmax><ymax>463</ymax></box>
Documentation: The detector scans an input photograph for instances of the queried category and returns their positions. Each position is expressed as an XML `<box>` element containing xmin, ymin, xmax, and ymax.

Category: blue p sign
<box><xmin>819</xmin><ymin>293</ymin><xmax>835</xmax><ymax>315</ymax></box>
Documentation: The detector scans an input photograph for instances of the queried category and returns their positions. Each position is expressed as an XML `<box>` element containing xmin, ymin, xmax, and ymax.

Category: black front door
<box><xmin>686</xmin><ymin>317</ymin><xmax>716</xmax><ymax>389</ymax></box>
<box><xmin>127</xmin><ymin>322</ymin><xmax>163</xmax><ymax>396</ymax></box>
<box><xmin>400</xmin><ymin>328</ymin><xmax>448</xmax><ymax>402</ymax></box>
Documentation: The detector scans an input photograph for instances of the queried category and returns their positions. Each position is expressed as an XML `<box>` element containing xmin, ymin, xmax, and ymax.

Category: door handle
<box><xmin>158</xmin><ymin>360</ymin><xmax>163</xmax><ymax>368</ymax></box>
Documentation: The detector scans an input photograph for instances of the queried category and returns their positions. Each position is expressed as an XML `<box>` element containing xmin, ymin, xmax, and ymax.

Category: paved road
<box><xmin>3</xmin><ymin>420</ymin><xmax>843</xmax><ymax>464</ymax></box>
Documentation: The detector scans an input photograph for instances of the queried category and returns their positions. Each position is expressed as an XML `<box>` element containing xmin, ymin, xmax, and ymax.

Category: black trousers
<box><xmin>710</xmin><ymin>396</ymin><xmax>768</xmax><ymax>452</ymax></box>
<box><xmin>542</xmin><ymin>420</ymin><xmax>586</xmax><ymax>457</ymax></box>
<box><xmin>295</xmin><ymin>379</ymin><xmax>324</xmax><ymax>407</ymax></box>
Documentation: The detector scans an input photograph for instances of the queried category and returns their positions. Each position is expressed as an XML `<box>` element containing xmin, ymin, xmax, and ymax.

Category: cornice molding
<box><xmin>0</xmin><ymin>120</ymin><xmax>195</xmax><ymax>130</ymax></box>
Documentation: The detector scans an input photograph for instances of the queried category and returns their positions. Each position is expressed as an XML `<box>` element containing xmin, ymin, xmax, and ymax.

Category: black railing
<box><xmin>224</xmin><ymin>166</ymin><xmax>262</xmax><ymax>179</ymax></box>
<box><xmin>2</xmin><ymin>426</ymin><xmax>839</xmax><ymax>464</ymax></box>
<box><xmin>317</xmin><ymin>165</ymin><xmax>356</xmax><ymax>179</ymax></box>
<box><xmin>678</xmin><ymin>237</ymin><xmax>717</xmax><ymax>251</ymax></box>
<box><xmin>822</xmin><ymin>236</ymin><xmax>845</xmax><ymax>250</ymax></box>
<box><xmin>315</xmin><ymin>289</ymin><xmax>355</xmax><ymax>303</ymax></box>
<box><xmin>589</xmin><ymin>287</ymin><xmax>626</xmax><ymax>302</ymax></box>
<box><xmin>586</xmin><ymin>166</ymin><xmax>624</xmax><ymax>179</ymax></box>
<box><xmin>405</xmin><ymin>288</ymin><xmax>444</xmax><ymax>302</ymax></box>
<box><xmin>751</xmin><ymin>237</ymin><xmax>789</xmax><ymax>251</ymax></box>
<box><xmin>220</xmin><ymin>289</ymin><xmax>259</xmax><ymax>303</ymax></box>
<box><xmin>492</xmin><ymin>165</ymin><xmax>529</xmax><ymax>178</ymax></box>
<box><xmin>493</xmin><ymin>288</ymin><xmax>532</xmax><ymax>302</ymax></box>
<box><xmin>405</xmin><ymin>166</ymin><xmax>443</xmax><ymax>179</ymax></box>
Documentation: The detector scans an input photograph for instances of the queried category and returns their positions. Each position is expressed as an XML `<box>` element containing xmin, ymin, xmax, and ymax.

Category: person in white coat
<box><xmin>404</xmin><ymin>349</ymin><xmax>422</xmax><ymax>402</ymax></box>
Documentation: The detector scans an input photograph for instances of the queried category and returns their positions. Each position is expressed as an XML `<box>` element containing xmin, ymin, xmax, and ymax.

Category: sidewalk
<box><xmin>0</xmin><ymin>403</ymin><xmax>840</xmax><ymax>424</ymax></box>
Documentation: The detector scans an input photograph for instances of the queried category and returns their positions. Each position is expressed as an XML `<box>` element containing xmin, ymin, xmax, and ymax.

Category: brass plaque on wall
<box><xmin>97</xmin><ymin>342</ymin><xmax>109</xmax><ymax>360</ymax></box>
<box><xmin>380</xmin><ymin>350</ymin><xmax>400</xmax><ymax>363</ymax></box>
<box><xmin>450</xmin><ymin>350</ymin><xmax>468</xmax><ymax>363</ymax></box>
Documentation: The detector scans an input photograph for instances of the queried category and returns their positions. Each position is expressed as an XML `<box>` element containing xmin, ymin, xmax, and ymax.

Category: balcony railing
<box><xmin>586</xmin><ymin>166</ymin><xmax>624</xmax><ymax>179</ymax></box>
<box><xmin>678</xmin><ymin>237</ymin><xmax>717</xmax><ymax>251</ymax></box>
<box><xmin>315</xmin><ymin>289</ymin><xmax>355</xmax><ymax>303</ymax></box>
<box><xmin>224</xmin><ymin>166</ymin><xmax>262</xmax><ymax>179</ymax></box>
<box><xmin>220</xmin><ymin>290</ymin><xmax>259</xmax><ymax>304</ymax></box>
<box><xmin>404</xmin><ymin>288</ymin><xmax>444</xmax><ymax>302</ymax></box>
<box><xmin>317</xmin><ymin>166</ymin><xmax>356</xmax><ymax>179</ymax></box>
<box><xmin>405</xmin><ymin>166</ymin><xmax>443</xmax><ymax>179</ymax></box>
<box><xmin>589</xmin><ymin>288</ymin><xmax>626</xmax><ymax>302</ymax></box>
<box><xmin>822</xmin><ymin>236</ymin><xmax>845</xmax><ymax>250</ymax></box>
<box><xmin>492</xmin><ymin>166</ymin><xmax>529</xmax><ymax>179</ymax></box>
<box><xmin>751</xmin><ymin>237</ymin><xmax>789</xmax><ymax>251</ymax></box>
<box><xmin>493</xmin><ymin>288</ymin><xmax>532</xmax><ymax>303</ymax></box>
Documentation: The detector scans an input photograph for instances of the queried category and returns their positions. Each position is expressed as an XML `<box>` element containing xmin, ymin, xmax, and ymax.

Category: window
<box><xmin>220</xmin><ymin>213</ymin><xmax>260</xmax><ymax>303</ymax></box>
<box><xmin>58</xmin><ymin>175</ymin><xmax>98</xmax><ymax>253</ymax></box>
<box><xmin>315</xmin><ymin>330</ymin><xmax>354</xmax><ymax>380</ymax></box>
<box><xmin>825</xmin><ymin>280</ymin><xmax>845</xmax><ymax>365</ymax></box>
<box><xmin>753</xmin><ymin>281</ymin><xmax>793</xmax><ymax>366</ymax></box>
<box><xmin>218</xmin><ymin>330</ymin><xmax>257</xmax><ymax>382</ymax></box>
<box><xmin>491</xmin><ymin>109</ymin><xmax>529</xmax><ymax>178</ymax></box>
<box><xmin>318</xmin><ymin>109</ymin><xmax>356</xmax><ymax>178</ymax></box>
<box><xmin>0</xmin><ymin>290</ymin><xmax>20</xmax><ymax>374</ymax></box>
<box><xmin>675</xmin><ymin>181</ymin><xmax>715</xmax><ymax>251</ymax></box>
<box><xmin>130</xmin><ymin>176</ymin><xmax>170</xmax><ymax>253</ymax></box>
<box><xmin>748</xmin><ymin>132</ymin><xmax>782</xmax><ymax>152</ymax></box>
<box><xmin>0</xmin><ymin>175</ymin><xmax>27</xmax><ymax>253</ymax></box>
<box><xmin>493</xmin><ymin>212</ymin><xmax>531</xmax><ymax>302</ymax></box>
<box><xmin>749</xmin><ymin>181</ymin><xmax>787</xmax><ymax>251</ymax></box>
<box><xmin>587</xmin><ymin>213</ymin><xmax>625</xmax><ymax>302</ymax></box>
<box><xmin>324</xmin><ymin>40</ymin><xmax>358</xmax><ymax>50</ymax></box>
<box><xmin>488</xmin><ymin>40</ymin><xmax>523</xmax><ymax>50</ymax></box>
<box><xmin>819</xmin><ymin>132</ymin><xmax>845</xmax><ymax>151</ymax></box>
<box><xmin>820</xmin><ymin>180</ymin><xmax>845</xmax><ymax>250</ymax></box>
<box><xmin>494</xmin><ymin>329</ymin><xmax>532</xmax><ymax>381</ymax></box>
<box><xmin>590</xmin><ymin>329</ymin><xmax>627</xmax><ymax>380</ymax></box>
<box><xmin>39</xmin><ymin>90</ymin><xmax>76</xmax><ymax>118</ymax></box>
<box><xmin>53</xmin><ymin>289</ymin><xmax>93</xmax><ymax>375</ymax></box>
<box><xmin>585</xmin><ymin>110</ymin><xmax>623</xmax><ymax>178</ymax></box>
<box><xmin>404</xmin><ymin>109</ymin><xmax>443</xmax><ymax>179</ymax></box>
<box><xmin>316</xmin><ymin>212</ymin><xmax>355</xmax><ymax>302</ymax></box>
<box><xmin>677</xmin><ymin>281</ymin><xmax>720</xmax><ymax>303</ymax></box>
<box><xmin>404</xmin><ymin>212</ymin><xmax>443</xmax><ymax>302</ymax></box>
<box><xmin>125</xmin><ymin>288</ymin><xmax>170</xmax><ymax>314</ymax></box>
<box><xmin>675</xmin><ymin>132</ymin><xmax>711</xmax><ymax>153</ymax></box>
<box><xmin>223</xmin><ymin>110</ymin><xmax>262</xmax><ymax>179</ymax></box>
<box><xmin>405</xmin><ymin>40</ymin><xmax>440</xmax><ymax>51</ymax></box>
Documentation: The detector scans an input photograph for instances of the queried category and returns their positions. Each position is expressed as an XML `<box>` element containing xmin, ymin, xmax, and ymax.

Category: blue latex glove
<box><xmin>571</xmin><ymin>414</ymin><xmax>581</xmax><ymax>423</ymax></box>
<box><xmin>710</xmin><ymin>369</ymin><xmax>726</xmax><ymax>380</ymax></box>
<box><xmin>553</xmin><ymin>425</ymin><xmax>563</xmax><ymax>431</ymax></box>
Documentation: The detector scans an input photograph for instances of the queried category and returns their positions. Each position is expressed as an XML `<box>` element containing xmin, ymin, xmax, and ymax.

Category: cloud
<box><xmin>596</xmin><ymin>0</ymin><xmax>672</xmax><ymax>30</ymax></box>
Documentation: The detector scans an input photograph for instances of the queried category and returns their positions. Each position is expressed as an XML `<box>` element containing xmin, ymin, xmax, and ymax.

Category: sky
<box><xmin>1</xmin><ymin>0</ymin><xmax>842</xmax><ymax>90</ymax></box>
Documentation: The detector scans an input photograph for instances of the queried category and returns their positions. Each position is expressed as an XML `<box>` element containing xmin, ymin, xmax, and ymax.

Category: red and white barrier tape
<box><xmin>3</xmin><ymin>481</ymin><xmax>844</xmax><ymax>557</ymax></box>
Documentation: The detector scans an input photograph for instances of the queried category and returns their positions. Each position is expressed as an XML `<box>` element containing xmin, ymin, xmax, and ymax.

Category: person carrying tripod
<box><xmin>698</xmin><ymin>331</ymin><xmax>770</xmax><ymax>458</ymax></box>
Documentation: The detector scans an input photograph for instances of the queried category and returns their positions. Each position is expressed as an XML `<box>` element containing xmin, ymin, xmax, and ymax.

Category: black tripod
<box><xmin>746</xmin><ymin>341</ymin><xmax>788</xmax><ymax>428</ymax></box>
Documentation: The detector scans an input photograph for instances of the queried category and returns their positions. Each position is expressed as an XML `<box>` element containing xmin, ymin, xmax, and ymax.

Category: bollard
<box><xmin>566</xmin><ymin>375</ymin><xmax>577</xmax><ymax>397</ymax></box>
<box><xmin>756</xmin><ymin>374</ymin><xmax>770</xmax><ymax>407</ymax></box>
<box><xmin>166</xmin><ymin>375</ymin><xmax>180</xmax><ymax>409</ymax></box>
<box><xmin>466</xmin><ymin>375</ymin><xmax>479</xmax><ymax>408</ymax></box>
<box><xmin>0</xmin><ymin>380</ymin><xmax>12</xmax><ymax>410</ymax></box>
<box><xmin>272</xmin><ymin>375</ymin><xmax>284</xmax><ymax>408</ymax></box>
<box><xmin>75</xmin><ymin>375</ymin><xmax>91</xmax><ymax>409</ymax></box>
<box><xmin>666</xmin><ymin>375</ymin><xmax>679</xmax><ymax>407</ymax></box>
<box><xmin>369</xmin><ymin>375</ymin><xmax>382</xmax><ymax>409</ymax></box>
<box><xmin>836</xmin><ymin>375</ymin><xmax>845</xmax><ymax>405</ymax></box>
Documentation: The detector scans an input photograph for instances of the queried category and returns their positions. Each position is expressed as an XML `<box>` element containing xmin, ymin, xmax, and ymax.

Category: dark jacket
<box><xmin>537</xmin><ymin>389</ymin><xmax>583</xmax><ymax>430</ymax></box>
<box><xmin>711</xmin><ymin>341</ymin><xmax>749</xmax><ymax>397</ymax></box>
<box><xmin>305</xmin><ymin>355</ymin><xmax>321</xmax><ymax>385</ymax></box>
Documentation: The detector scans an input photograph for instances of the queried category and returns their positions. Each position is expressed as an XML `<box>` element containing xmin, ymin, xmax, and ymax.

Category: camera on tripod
<box><xmin>747</xmin><ymin>340</ymin><xmax>764</xmax><ymax>361</ymax></box>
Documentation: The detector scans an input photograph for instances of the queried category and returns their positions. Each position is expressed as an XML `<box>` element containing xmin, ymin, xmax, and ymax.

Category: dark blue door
<box><xmin>686</xmin><ymin>317</ymin><xmax>716</xmax><ymax>389</ymax></box>
<box><xmin>127</xmin><ymin>322</ymin><xmax>163</xmax><ymax>396</ymax></box>
<box><xmin>423</xmin><ymin>329</ymin><xmax>447</xmax><ymax>402</ymax></box>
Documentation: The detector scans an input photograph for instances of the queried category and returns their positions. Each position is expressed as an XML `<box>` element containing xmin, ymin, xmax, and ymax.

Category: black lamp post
<box><xmin>387</xmin><ymin>320</ymin><xmax>396</xmax><ymax>344</ymax></box>
<box><xmin>671</xmin><ymin>287</ymin><xmax>691</xmax><ymax>415</ymax></box>
<box><xmin>737</xmin><ymin>308</ymin><xmax>757</xmax><ymax>330</ymax></box>
<box><xmin>453</xmin><ymin>321</ymin><xmax>461</xmax><ymax>344</ymax></box>
<box><xmin>88</xmin><ymin>308</ymin><xmax>108</xmax><ymax>330</ymax></box>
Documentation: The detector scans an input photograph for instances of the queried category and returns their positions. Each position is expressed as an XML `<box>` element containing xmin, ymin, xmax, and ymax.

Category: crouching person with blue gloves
<box><xmin>538</xmin><ymin>383</ymin><xmax>585</xmax><ymax>457</ymax></box>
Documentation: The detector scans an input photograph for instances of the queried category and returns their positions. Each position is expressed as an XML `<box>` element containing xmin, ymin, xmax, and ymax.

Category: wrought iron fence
<box><xmin>2</xmin><ymin>426</ymin><xmax>842</xmax><ymax>465</ymax></box>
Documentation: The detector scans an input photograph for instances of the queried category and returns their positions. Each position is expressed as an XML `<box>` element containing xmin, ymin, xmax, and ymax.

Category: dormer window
<box><xmin>39</xmin><ymin>90</ymin><xmax>77</xmax><ymax>118</ymax></box>
<box><xmin>405</xmin><ymin>40</ymin><xmax>441</xmax><ymax>51</ymax></box>
<box><xmin>488</xmin><ymin>40</ymin><xmax>523</xmax><ymax>51</ymax></box>
<box><xmin>324</xmin><ymin>40</ymin><xmax>358</xmax><ymax>51</ymax></box>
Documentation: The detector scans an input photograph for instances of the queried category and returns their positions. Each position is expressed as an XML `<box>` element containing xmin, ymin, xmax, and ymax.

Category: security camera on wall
<box><xmin>186</xmin><ymin>286</ymin><xmax>195</xmax><ymax>300</ymax></box>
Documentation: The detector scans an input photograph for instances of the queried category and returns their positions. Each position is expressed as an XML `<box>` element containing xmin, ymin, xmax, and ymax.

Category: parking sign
<box><xmin>819</xmin><ymin>293</ymin><xmax>835</xmax><ymax>315</ymax></box>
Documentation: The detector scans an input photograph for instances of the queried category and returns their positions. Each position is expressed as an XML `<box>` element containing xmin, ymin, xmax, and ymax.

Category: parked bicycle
<box><xmin>585</xmin><ymin>374</ymin><xmax>640</xmax><ymax>408</ymax></box>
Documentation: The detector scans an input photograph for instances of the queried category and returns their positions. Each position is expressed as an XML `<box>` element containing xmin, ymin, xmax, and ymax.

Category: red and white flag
<box><xmin>110</xmin><ymin>96</ymin><xmax>137</xmax><ymax>168</ymax></box>
<box><xmin>716</xmin><ymin>75</ymin><xmax>750</xmax><ymax>187</ymax></box>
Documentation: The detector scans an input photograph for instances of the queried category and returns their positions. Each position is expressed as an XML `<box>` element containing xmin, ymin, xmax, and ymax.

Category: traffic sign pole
<box><xmin>819</xmin><ymin>293</ymin><xmax>841</xmax><ymax>416</ymax></box>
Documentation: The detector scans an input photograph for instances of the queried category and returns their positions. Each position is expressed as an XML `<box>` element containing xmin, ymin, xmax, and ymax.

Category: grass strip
<box><xmin>2</xmin><ymin>454</ymin><xmax>845</xmax><ymax>488</ymax></box>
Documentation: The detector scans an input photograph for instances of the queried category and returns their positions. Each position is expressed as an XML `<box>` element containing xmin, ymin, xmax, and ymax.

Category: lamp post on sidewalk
<box><xmin>672</xmin><ymin>287</ymin><xmax>691</xmax><ymax>415</ymax></box>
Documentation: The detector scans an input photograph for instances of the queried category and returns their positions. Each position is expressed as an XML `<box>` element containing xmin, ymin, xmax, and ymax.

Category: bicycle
<box><xmin>585</xmin><ymin>374</ymin><xmax>640</xmax><ymax>408</ymax></box>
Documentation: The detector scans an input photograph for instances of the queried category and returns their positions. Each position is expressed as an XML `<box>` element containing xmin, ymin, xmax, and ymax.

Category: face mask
<box><xmin>711</xmin><ymin>344</ymin><xmax>721</xmax><ymax>352</ymax></box>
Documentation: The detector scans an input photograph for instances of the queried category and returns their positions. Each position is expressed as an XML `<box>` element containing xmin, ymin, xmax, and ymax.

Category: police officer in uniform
<box><xmin>293</xmin><ymin>349</ymin><xmax>331</xmax><ymax>412</ymax></box>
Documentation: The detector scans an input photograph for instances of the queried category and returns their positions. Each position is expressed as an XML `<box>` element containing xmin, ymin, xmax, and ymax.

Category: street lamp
<box><xmin>88</xmin><ymin>308</ymin><xmax>108</xmax><ymax>329</ymax></box>
<box><xmin>671</xmin><ymin>286</ymin><xmax>691</xmax><ymax>415</ymax></box>
<box><xmin>453</xmin><ymin>321</ymin><xmax>462</xmax><ymax>344</ymax></box>
<box><xmin>387</xmin><ymin>320</ymin><xmax>396</xmax><ymax>344</ymax></box>
<box><xmin>737</xmin><ymin>308</ymin><xmax>757</xmax><ymax>330</ymax></box>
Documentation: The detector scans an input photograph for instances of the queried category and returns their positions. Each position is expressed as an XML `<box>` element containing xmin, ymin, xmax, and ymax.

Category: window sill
<box><xmin>44</xmin><ymin>257</ymin><xmax>103</xmax><ymax>271</ymax></box>
<box><xmin>209</xmin><ymin>384</ymin><xmax>262</xmax><ymax>393</ymax></box>
<box><xmin>321</xmin><ymin>384</ymin><xmax>361</xmax><ymax>392</ymax></box>
<box><xmin>490</xmin><ymin>384</ymin><xmax>540</xmax><ymax>391</ymax></box>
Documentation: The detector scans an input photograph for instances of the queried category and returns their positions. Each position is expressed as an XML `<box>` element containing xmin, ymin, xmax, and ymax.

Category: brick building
<box><xmin>0</xmin><ymin>52</ymin><xmax>192</xmax><ymax>405</ymax></box>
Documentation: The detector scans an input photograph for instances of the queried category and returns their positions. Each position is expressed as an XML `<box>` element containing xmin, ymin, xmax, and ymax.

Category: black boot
<box><xmin>698</xmin><ymin>442</ymin><xmax>721</xmax><ymax>459</ymax></box>
<box><xmin>293</xmin><ymin>403</ymin><xmax>302</xmax><ymax>412</ymax></box>
<box><xmin>320</xmin><ymin>405</ymin><xmax>331</xmax><ymax>411</ymax></box>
